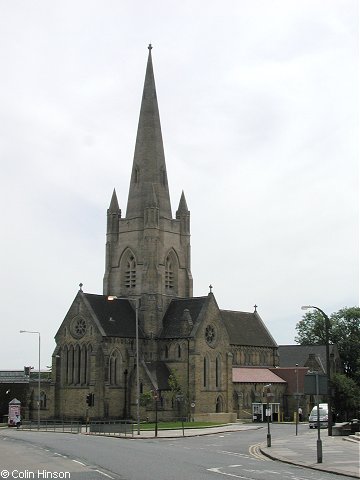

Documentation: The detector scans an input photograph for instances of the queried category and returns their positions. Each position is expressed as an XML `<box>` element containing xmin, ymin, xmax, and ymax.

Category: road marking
<box><xmin>218</xmin><ymin>450</ymin><xmax>250</xmax><ymax>458</ymax></box>
<box><xmin>207</xmin><ymin>467</ymin><xmax>256</xmax><ymax>479</ymax></box>
<box><xmin>248</xmin><ymin>443</ymin><xmax>270</xmax><ymax>461</ymax></box>
<box><xmin>54</xmin><ymin>452</ymin><xmax>68</xmax><ymax>458</ymax></box>
<box><xmin>72</xmin><ymin>459</ymin><xmax>86</xmax><ymax>466</ymax></box>
<box><xmin>94</xmin><ymin>469</ymin><xmax>114</xmax><ymax>479</ymax></box>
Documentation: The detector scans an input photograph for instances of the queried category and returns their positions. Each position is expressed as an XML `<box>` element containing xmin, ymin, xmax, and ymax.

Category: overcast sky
<box><xmin>0</xmin><ymin>0</ymin><xmax>358</xmax><ymax>370</ymax></box>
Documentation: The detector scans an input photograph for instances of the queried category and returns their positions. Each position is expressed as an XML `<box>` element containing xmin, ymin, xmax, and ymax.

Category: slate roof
<box><xmin>232</xmin><ymin>367</ymin><xmax>286</xmax><ymax>383</ymax></box>
<box><xmin>221</xmin><ymin>310</ymin><xmax>277</xmax><ymax>347</ymax></box>
<box><xmin>278</xmin><ymin>345</ymin><xmax>339</xmax><ymax>373</ymax></box>
<box><xmin>144</xmin><ymin>361</ymin><xmax>171</xmax><ymax>390</ymax></box>
<box><xmin>161</xmin><ymin>297</ymin><xmax>208</xmax><ymax>338</ymax></box>
<box><xmin>0</xmin><ymin>371</ymin><xmax>29</xmax><ymax>384</ymax></box>
<box><xmin>84</xmin><ymin>293</ymin><xmax>145</xmax><ymax>338</ymax></box>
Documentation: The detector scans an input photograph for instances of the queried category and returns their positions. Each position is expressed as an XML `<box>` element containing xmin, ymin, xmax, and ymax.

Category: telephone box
<box><xmin>8</xmin><ymin>398</ymin><xmax>21</xmax><ymax>427</ymax></box>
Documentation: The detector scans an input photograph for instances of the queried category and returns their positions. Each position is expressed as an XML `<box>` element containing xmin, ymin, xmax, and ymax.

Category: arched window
<box><xmin>74</xmin><ymin>344</ymin><xmax>81</xmax><ymax>384</ymax></box>
<box><xmin>203</xmin><ymin>356</ymin><xmax>210</xmax><ymax>388</ymax></box>
<box><xmin>165</xmin><ymin>345</ymin><xmax>169</xmax><ymax>359</ymax></box>
<box><xmin>178</xmin><ymin>344</ymin><xmax>181</xmax><ymax>359</ymax></box>
<box><xmin>165</xmin><ymin>255</ymin><xmax>174</xmax><ymax>290</ymax></box>
<box><xmin>109</xmin><ymin>350</ymin><xmax>122</xmax><ymax>385</ymax></box>
<box><xmin>67</xmin><ymin>345</ymin><xmax>74</xmax><ymax>385</ymax></box>
<box><xmin>216</xmin><ymin>395</ymin><xmax>223</xmax><ymax>413</ymax></box>
<box><xmin>40</xmin><ymin>391</ymin><xmax>47</xmax><ymax>409</ymax></box>
<box><xmin>86</xmin><ymin>344</ymin><xmax>92</xmax><ymax>384</ymax></box>
<box><xmin>121</xmin><ymin>249</ymin><xmax>137</xmax><ymax>290</ymax></box>
<box><xmin>216</xmin><ymin>355</ymin><xmax>222</xmax><ymax>389</ymax></box>
<box><xmin>125</xmin><ymin>255</ymin><xmax>136</xmax><ymax>288</ymax></box>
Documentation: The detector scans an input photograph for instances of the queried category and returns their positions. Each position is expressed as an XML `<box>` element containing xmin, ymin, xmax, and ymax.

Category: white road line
<box><xmin>94</xmin><ymin>469</ymin><xmax>114</xmax><ymax>479</ymax></box>
<box><xmin>218</xmin><ymin>450</ymin><xmax>251</xmax><ymax>458</ymax></box>
<box><xmin>72</xmin><ymin>459</ymin><xmax>86</xmax><ymax>466</ymax></box>
<box><xmin>207</xmin><ymin>467</ymin><xmax>256</xmax><ymax>479</ymax></box>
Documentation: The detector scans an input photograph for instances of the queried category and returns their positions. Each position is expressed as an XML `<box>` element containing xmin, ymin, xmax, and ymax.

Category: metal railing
<box><xmin>20</xmin><ymin>420</ymin><xmax>81</xmax><ymax>433</ymax></box>
<box><xmin>88</xmin><ymin>420</ymin><xmax>134</xmax><ymax>436</ymax></box>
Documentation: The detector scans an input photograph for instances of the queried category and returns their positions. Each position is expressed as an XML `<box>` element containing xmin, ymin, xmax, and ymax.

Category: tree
<box><xmin>332</xmin><ymin>373</ymin><xmax>360</xmax><ymax>420</ymax></box>
<box><xmin>168</xmin><ymin>369</ymin><xmax>182</xmax><ymax>398</ymax></box>
<box><xmin>295</xmin><ymin>306</ymin><xmax>360</xmax><ymax>382</ymax></box>
<box><xmin>331</xmin><ymin>307</ymin><xmax>360</xmax><ymax>381</ymax></box>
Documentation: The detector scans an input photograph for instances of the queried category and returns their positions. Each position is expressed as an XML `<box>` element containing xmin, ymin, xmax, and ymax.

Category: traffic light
<box><xmin>86</xmin><ymin>393</ymin><xmax>94</xmax><ymax>407</ymax></box>
<box><xmin>24</xmin><ymin>366</ymin><xmax>30</xmax><ymax>376</ymax></box>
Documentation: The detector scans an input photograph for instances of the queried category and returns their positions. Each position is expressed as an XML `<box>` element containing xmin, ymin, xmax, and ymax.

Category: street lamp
<box><xmin>301</xmin><ymin>305</ymin><xmax>332</xmax><ymax>436</ymax></box>
<box><xmin>295</xmin><ymin>364</ymin><xmax>299</xmax><ymax>435</ymax></box>
<box><xmin>263</xmin><ymin>383</ymin><xmax>272</xmax><ymax>447</ymax></box>
<box><xmin>108</xmin><ymin>296</ymin><xmax>140</xmax><ymax>435</ymax></box>
<box><xmin>20</xmin><ymin>330</ymin><xmax>41</xmax><ymax>430</ymax></box>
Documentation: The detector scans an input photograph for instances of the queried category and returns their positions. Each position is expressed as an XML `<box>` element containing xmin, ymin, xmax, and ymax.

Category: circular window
<box><xmin>72</xmin><ymin>318</ymin><xmax>87</xmax><ymax>338</ymax></box>
<box><xmin>205</xmin><ymin>325</ymin><xmax>216</xmax><ymax>346</ymax></box>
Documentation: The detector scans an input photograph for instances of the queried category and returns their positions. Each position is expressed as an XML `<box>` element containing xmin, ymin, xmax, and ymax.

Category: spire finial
<box><xmin>148</xmin><ymin>43</ymin><xmax>153</xmax><ymax>51</ymax></box>
<box><xmin>79</xmin><ymin>283</ymin><xmax>83</xmax><ymax>291</ymax></box>
<box><xmin>209</xmin><ymin>284</ymin><xmax>213</xmax><ymax>294</ymax></box>
<box><xmin>254</xmin><ymin>304</ymin><xmax>258</xmax><ymax>312</ymax></box>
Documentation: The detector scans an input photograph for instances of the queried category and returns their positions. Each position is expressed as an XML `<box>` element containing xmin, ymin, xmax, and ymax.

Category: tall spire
<box><xmin>126</xmin><ymin>45</ymin><xmax>172</xmax><ymax>219</ymax></box>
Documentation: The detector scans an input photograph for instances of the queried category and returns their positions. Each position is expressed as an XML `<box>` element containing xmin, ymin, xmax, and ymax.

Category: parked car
<box><xmin>309</xmin><ymin>403</ymin><xmax>329</xmax><ymax>429</ymax></box>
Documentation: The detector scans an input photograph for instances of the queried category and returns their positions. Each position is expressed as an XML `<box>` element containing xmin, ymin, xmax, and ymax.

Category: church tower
<box><xmin>103</xmin><ymin>45</ymin><xmax>193</xmax><ymax>336</ymax></box>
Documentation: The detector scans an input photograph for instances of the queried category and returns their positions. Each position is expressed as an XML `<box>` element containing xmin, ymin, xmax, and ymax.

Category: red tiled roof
<box><xmin>232</xmin><ymin>368</ymin><xmax>286</xmax><ymax>383</ymax></box>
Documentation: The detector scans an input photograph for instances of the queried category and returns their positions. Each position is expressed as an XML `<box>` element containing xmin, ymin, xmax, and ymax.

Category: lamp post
<box><xmin>263</xmin><ymin>383</ymin><xmax>272</xmax><ymax>447</ymax></box>
<box><xmin>295</xmin><ymin>363</ymin><xmax>299</xmax><ymax>435</ymax></box>
<box><xmin>20</xmin><ymin>330</ymin><xmax>40</xmax><ymax>430</ymax></box>
<box><xmin>301</xmin><ymin>305</ymin><xmax>332</xmax><ymax>436</ymax></box>
<box><xmin>108</xmin><ymin>296</ymin><xmax>140</xmax><ymax>435</ymax></box>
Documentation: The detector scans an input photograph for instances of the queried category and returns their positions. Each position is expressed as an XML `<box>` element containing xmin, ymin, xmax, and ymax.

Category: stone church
<box><xmin>51</xmin><ymin>46</ymin><xmax>279</xmax><ymax>422</ymax></box>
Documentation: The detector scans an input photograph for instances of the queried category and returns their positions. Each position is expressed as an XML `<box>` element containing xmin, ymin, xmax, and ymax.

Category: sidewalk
<box><xmin>259</xmin><ymin>430</ymin><xmax>360</xmax><ymax>478</ymax></box>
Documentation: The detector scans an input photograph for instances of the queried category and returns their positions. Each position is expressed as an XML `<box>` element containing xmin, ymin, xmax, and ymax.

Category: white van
<box><xmin>309</xmin><ymin>403</ymin><xmax>329</xmax><ymax>428</ymax></box>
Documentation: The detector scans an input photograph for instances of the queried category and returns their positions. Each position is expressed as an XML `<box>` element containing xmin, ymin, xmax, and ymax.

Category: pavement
<box><xmin>260</xmin><ymin>429</ymin><xmax>360</xmax><ymax>479</ymax></box>
<box><xmin>102</xmin><ymin>423</ymin><xmax>360</xmax><ymax>478</ymax></box>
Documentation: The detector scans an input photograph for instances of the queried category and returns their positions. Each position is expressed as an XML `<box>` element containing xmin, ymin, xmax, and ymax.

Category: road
<box><xmin>0</xmin><ymin>424</ymin><xmax>352</xmax><ymax>480</ymax></box>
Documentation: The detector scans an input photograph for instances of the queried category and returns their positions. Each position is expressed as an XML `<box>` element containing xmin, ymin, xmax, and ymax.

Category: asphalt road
<box><xmin>0</xmin><ymin>424</ymin><xmax>352</xmax><ymax>480</ymax></box>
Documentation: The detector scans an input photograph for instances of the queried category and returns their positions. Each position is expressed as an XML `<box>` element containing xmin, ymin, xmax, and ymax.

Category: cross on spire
<box><xmin>209</xmin><ymin>284</ymin><xmax>213</xmax><ymax>293</ymax></box>
<box><xmin>254</xmin><ymin>304</ymin><xmax>258</xmax><ymax>312</ymax></box>
<box><xmin>148</xmin><ymin>43</ymin><xmax>153</xmax><ymax>51</ymax></box>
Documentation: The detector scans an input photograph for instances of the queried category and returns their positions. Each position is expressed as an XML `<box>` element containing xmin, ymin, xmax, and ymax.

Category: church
<box><xmin>50</xmin><ymin>46</ymin><xmax>279</xmax><ymax>422</ymax></box>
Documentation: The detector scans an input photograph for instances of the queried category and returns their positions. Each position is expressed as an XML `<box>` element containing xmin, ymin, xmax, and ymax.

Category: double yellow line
<box><xmin>249</xmin><ymin>443</ymin><xmax>269</xmax><ymax>461</ymax></box>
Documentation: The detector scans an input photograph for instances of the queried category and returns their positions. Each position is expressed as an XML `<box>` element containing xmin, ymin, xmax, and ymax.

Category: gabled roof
<box><xmin>160</xmin><ymin>297</ymin><xmax>208</xmax><ymax>338</ymax></box>
<box><xmin>84</xmin><ymin>293</ymin><xmax>145</xmax><ymax>338</ymax></box>
<box><xmin>221</xmin><ymin>310</ymin><xmax>277</xmax><ymax>347</ymax></box>
<box><xmin>143</xmin><ymin>361</ymin><xmax>171</xmax><ymax>390</ymax></box>
<box><xmin>278</xmin><ymin>345</ymin><xmax>339</xmax><ymax>373</ymax></box>
<box><xmin>232</xmin><ymin>367</ymin><xmax>286</xmax><ymax>384</ymax></box>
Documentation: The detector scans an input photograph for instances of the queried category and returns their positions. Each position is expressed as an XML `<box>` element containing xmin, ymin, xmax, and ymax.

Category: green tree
<box><xmin>295</xmin><ymin>306</ymin><xmax>360</xmax><ymax>382</ymax></box>
<box><xmin>332</xmin><ymin>373</ymin><xmax>360</xmax><ymax>420</ymax></box>
<box><xmin>168</xmin><ymin>369</ymin><xmax>182</xmax><ymax>397</ymax></box>
<box><xmin>331</xmin><ymin>307</ymin><xmax>360</xmax><ymax>381</ymax></box>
